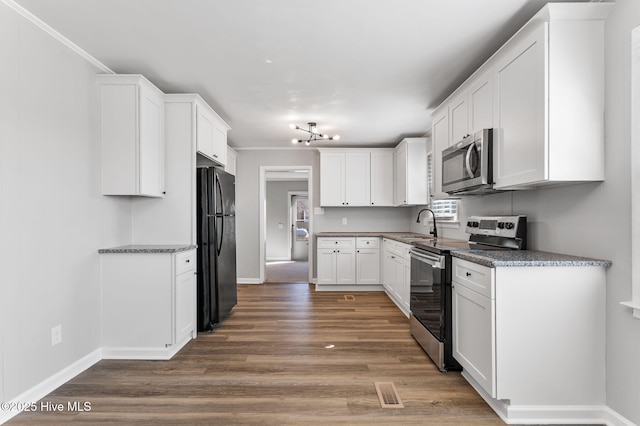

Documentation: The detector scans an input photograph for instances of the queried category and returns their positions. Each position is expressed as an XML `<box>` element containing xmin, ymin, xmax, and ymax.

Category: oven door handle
<box><xmin>410</xmin><ymin>250</ymin><xmax>444</xmax><ymax>269</ymax></box>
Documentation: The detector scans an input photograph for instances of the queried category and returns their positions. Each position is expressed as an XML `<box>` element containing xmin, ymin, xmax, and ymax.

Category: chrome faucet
<box><xmin>416</xmin><ymin>208</ymin><xmax>438</xmax><ymax>239</ymax></box>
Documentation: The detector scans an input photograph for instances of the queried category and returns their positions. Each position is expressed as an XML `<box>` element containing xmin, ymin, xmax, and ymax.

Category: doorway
<box><xmin>260</xmin><ymin>166</ymin><xmax>312</xmax><ymax>284</ymax></box>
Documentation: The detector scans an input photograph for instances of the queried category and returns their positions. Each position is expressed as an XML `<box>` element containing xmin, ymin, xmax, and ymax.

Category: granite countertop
<box><xmin>315</xmin><ymin>231</ymin><xmax>431</xmax><ymax>244</ymax></box>
<box><xmin>452</xmin><ymin>250</ymin><xmax>612</xmax><ymax>268</ymax></box>
<box><xmin>99</xmin><ymin>244</ymin><xmax>196</xmax><ymax>254</ymax></box>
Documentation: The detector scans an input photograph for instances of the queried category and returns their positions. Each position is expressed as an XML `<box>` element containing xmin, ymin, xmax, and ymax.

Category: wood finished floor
<box><xmin>8</xmin><ymin>284</ymin><xmax>503</xmax><ymax>425</ymax></box>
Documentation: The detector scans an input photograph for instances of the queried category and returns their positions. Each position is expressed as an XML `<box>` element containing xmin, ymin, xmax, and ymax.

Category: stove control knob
<box><xmin>497</xmin><ymin>222</ymin><xmax>505</xmax><ymax>229</ymax></box>
<box><xmin>467</xmin><ymin>221</ymin><xmax>473</xmax><ymax>228</ymax></box>
<box><xmin>505</xmin><ymin>222</ymin><xmax>515</xmax><ymax>230</ymax></box>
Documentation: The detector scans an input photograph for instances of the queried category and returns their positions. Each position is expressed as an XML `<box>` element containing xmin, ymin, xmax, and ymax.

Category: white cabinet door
<box><xmin>494</xmin><ymin>24</ymin><xmax>547</xmax><ymax>189</ymax></box>
<box><xmin>392</xmin><ymin>255</ymin><xmax>405</xmax><ymax>304</ymax></box>
<box><xmin>449</xmin><ymin>93</ymin><xmax>469</xmax><ymax>144</ymax></box>
<box><xmin>175</xmin><ymin>270</ymin><xmax>196</xmax><ymax>344</ymax></box>
<box><xmin>138</xmin><ymin>82</ymin><xmax>165</xmax><ymax>197</ymax></box>
<box><xmin>316</xmin><ymin>248</ymin><xmax>337</xmax><ymax>285</ymax></box>
<box><xmin>99</xmin><ymin>74</ymin><xmax>165</xmax><ymax>197</ymax></box>
<box><xmin>469</xmin><ymin>73</ymin><xmax>493</xmax><ymax>134</ymax></box>
<box><xmin>356</xmin><ymin>248</ymin><xmax>380</xmax><ymax>285</ymax></box>
<box><xmin>431</xmin><ymin>109</ymin><xmax>449</xmax><ymax>198</ymax></box>
<box><xmin>335</xmin><ymin>248</ymin><xmax>356</xmax><ymax>285</ymax></box>
<box><xmin>394</xmin><ymin>143</ymin><xmax>408</xmax><ymax>205</ymax></box>
<box><xmin>196</xmin><ymin>103</ymin><xmax>215</xmax><ymax>159</ymax></box>
<box><xmin>452</xmin><ymin>281</ymin><xmax>496</xmax><ymax>398</ymax></box>
<box><xmin>382</xmin><ymin>246</ymin><xmax>395</xmax><ymax>293</ymax></box>
<box><xmin>370</xmin><ymin>150</ymin><xmax>394</xmax><ymax>206</ymax></box>
<box><xmin>320</xmin><ymin>152</ymin><xmax>346</xmax><ymax>206</ymax></box>
<box><xmin>196</xmin><ymin>99</ymin><xmax>229</xmax><ymax>166</ymax></box>
<box><xmin>398</xmin><ymin>138</ymin><xmax>428</xmax><ymax>205</ymax></box>
<box><xmin>344</xmin><ymin>152</ymin><xmax>370</xmax><ymax>206</ymax></box>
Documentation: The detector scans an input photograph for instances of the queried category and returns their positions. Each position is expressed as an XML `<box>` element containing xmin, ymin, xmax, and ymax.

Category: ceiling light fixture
<box><xmin>289</xmin><ymin>122</ymin><xmax>340</xmax><ymax>145</ymax></box>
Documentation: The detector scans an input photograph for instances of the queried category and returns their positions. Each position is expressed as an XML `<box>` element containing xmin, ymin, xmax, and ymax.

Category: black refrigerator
<box><xmin>196</xmin><ymin>167</ymin><xmax>237</xmax><ymax>331</ymax></box>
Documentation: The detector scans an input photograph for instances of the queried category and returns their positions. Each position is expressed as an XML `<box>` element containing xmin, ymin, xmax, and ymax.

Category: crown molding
<box><xmin>2</xmin><ymin>0</ymin><xmax>113</xmax><ymax>74</ymax></box>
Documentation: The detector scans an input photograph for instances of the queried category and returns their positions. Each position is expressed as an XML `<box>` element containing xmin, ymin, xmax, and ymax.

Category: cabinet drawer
<box><xmin>356</xmin><ymin>237</ymin><xmax>380</xmax><ymax>249</ymax></box>
<box><xmin>453</xmin><ymin>258</ymin><xmax>493</xmax><ymax>299</ymax></box>
<box><xmin>175</xmin><ymin>250</ymin><xmax>196</xmax><ymax>275</ymax></box>
<box><xmin>318</xmin><ymin>238</ymin><xmax>355</xmax><ymax>249</ymax></box>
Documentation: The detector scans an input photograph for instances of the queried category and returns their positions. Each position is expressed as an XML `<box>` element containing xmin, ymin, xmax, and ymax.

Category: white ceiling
<box><xmin>14</xmin><ymin>0</ymin><xmax>589</xmax><ymax>149</ymax></box>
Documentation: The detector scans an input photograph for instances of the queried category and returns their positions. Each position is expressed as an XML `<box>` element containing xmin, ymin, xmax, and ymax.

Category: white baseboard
<box><xmin>237</xmin><ymin>278</ymin><xmax>261</xmax><ymax>284</ymax></box>
<box><xmin>101</xmin><ymin>336</ymin><xmax>192</xmax><ymax>360</ymax></box>
<box><xmin>461</xmin><ymin>371</ymin><xmax>636</xmax><ymax>426</ymax></box>
<box><xmin>0</xmin><ymin>349</ymin><xmax>101</xmax><ymax>425</ymax></box>
<box><xmin>314</xmin><ymin>284</ymin><xmax>384</xmax><ymax>292</ymax></box>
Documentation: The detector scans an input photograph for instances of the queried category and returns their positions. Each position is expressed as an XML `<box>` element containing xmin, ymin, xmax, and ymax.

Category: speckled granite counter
<box><xmin>452</xmin><ymin>250</ymin><xmax>612</xmax><ymax>268</ymax></box>
<box><xmin>99</xmin><ymin>244</ymin><xmax>196</xmax><ymax>254</ymax></box>
<box><xmin>315</xmin><ymin>232</ymin><xmax>430</xmax><ymax>244</ymax></box>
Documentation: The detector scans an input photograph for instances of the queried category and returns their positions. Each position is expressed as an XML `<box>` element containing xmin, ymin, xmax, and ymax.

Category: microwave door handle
<box><xmin>465</xmin><ymin>144</ymin><xmax>475</xmax><ymax>178</ymax></box>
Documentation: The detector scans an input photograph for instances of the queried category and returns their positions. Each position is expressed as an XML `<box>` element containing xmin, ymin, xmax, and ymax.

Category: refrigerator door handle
<box><xmin>216</xmin><ymin>172</ymin><xmax>225</xmax><ymax>216</ymax></box>
<box><xmin>217</xmin><ymin>216</ymin><xmax>224</xmax><ymax>256</ymax></box>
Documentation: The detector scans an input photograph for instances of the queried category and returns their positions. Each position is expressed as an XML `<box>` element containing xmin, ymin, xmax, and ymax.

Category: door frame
<box><xmin>259</xmin><ymin>166</ymin><xmax>313</xmax><ymax>284</ymax></box>
<box><xmin>288</xmin><ymin>191</ymin><xmax>309</xmax><ymax>260</ymax></box>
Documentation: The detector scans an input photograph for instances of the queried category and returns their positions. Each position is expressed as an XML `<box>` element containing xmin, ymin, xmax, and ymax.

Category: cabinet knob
<box><xmin>186</xmin><ymin>259</ymin><xmax>190</xmax><ymax>263</ymax></box>
<box><xmin>466</xmin><ymin>272</ymin><xmax>471</xmax><ymax>277</ymax></box>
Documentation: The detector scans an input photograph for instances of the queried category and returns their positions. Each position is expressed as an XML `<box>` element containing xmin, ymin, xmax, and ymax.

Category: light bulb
<box><xmin>322</xmin><ymin>134</ymin><xmax>329</xmax><ymax>139</ymax></box>
<box><xmin>333</xmin><ymin>135</ymin><xmax>340</xmax><ymax>140</ymax></box>
<box><xmin>292</xmin><ymin>139</ymin><xmax>298</xmax><ymax>144</ymax></box>
<box><xmin>289</xmin><ymin>123</ymin><xmax>296</xmax><ymax>129</ymax></box>
<box><xmin>305</xmin><ymin>140</ymin><xmax>311</xmax><ymax>146</ymax></box>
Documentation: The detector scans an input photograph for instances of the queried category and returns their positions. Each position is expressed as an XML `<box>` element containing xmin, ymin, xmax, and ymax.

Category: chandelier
<box><xmin>289</xmin><ymin>122</ymin><xmax>340</xmax><ymax>145</ymax></box>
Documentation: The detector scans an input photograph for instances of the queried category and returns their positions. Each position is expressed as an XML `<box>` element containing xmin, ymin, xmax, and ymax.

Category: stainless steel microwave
<box><xmin>441</xmin><ymin>129</ymin><xmax>495</xmax><ymax>195</ymax></box>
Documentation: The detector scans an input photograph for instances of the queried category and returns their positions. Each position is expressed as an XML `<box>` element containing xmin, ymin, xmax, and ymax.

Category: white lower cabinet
<box><xmin>317</xmin><ymin>237</ymin><xmax>381</xmax><ymax>286</ymax></box>
<box><xmin>355</xmin><ymin>238</ymin><xmax>380</xmax><ymax>284</ymax></box>
<box><xmin>100</xmin><ymin>248</ymin><xmax>197</xmax><ymax>359</ymax></box>
<box><xmin>381</xmin><ymin>238</ymin><xmax>411</xmax><ymax>315</ymax></box>
<box><xmin>316</xmin><ymin>238</ymin><xmax>356</xmax><ymax>285</ymax></box>
<box><xmin>451</xmin><ymin>256</ymin><xmax>607</xmax><ymax>417</ymax></box>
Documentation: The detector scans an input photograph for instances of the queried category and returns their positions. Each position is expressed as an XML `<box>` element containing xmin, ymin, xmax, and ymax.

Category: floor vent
<box><xmin>374</xmin><ymin>382</ymin><xmax>404</xmax><ymax>408</ymax></box>
<box><xmin>344</xmin><ymin>295</ymin><xmax>355</xmax><ymax>301</ymax></box>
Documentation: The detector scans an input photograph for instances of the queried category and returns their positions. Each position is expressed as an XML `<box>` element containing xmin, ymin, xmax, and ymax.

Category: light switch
<box><xmin>278</xmin><ymin>223</ymin><xmax>284</xmax><ymax>229</ymax></box>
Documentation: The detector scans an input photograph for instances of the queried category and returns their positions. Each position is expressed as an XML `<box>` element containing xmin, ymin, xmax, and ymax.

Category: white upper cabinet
<box><xmin>344</xmin><ymin>152</ymin><xmax>371</xmax><ymax>206</ymax></box>
<box><xmin>431</xmin><ymin>108</ymin><xmax>449</xmax><ymax>198</ymax></box>
<box><xmin>320</xmin><ymin>149</ymin><xmax>383</xmax><ymax>207</ymax></box>
<box><xmin>195</xmin><ymin>96</ymin><xmax>230</xmax><ymax>166</ymax></box>
<box><xmin>394</xmin><ymin>138</ymin><xmax>429</xmax><ymax>206</ymax></box>
<box><xmin>493</xmin><ymin>25</ymin><xmax>547</xmax><ymax>189</ymax></box>
<box><xmin>319</xmin><ymin>151</ymin><xmax>346</xmax><ymax>206</ymax></box>
<box><xmin>98</xmin><ymin>74</ymin><xmax>165</xmax><ymax>197</ymax></box>
<box><xmin>449</xmin><ymin>92</ymin><xmax>470</xmax><ymax>145</ymax></box>
<box><xmin>469</xmin><ymin>72</ymin><xmax>493</xmax><ymax>134</ymax></box>
<box><xmin>493</xmin><ymin>6</ymin><xmax>608</xmax><ymax>189</ymax></box>
<box><xmin>370</xmin><ymin>149</ymin><xmax>395</xmax><ymax>206</ymax></box>
<box><xmin>430</xmin><ymin>3</ymin><xmax>610</xmax><ymax>193</ymax></box>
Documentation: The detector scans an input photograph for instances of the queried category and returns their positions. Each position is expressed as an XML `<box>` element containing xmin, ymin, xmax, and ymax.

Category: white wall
<box><xmin>0</xmin><ymin>2</ymin><xmax>131</xmax><ymax>403</ymax></box>
<box><xmin>410</xmin><ymin>1</ymin><xmax>640</xmax><ymax>422</ymax></box>
<box><xmin>265</xmin><ymin>180</ymin><xmax>307</xmax><ymax>260</ymax></box>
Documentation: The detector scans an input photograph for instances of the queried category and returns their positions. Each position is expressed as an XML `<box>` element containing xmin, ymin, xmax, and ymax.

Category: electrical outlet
<box><xmin>342</xmin><ymin>217</ymin><xmax>348</xmax><ymax>225</ymax></box>
<box><xmin>51</xmin><ymin>325</ymin><xmax>62</xmax><ymax>346</ymax></box>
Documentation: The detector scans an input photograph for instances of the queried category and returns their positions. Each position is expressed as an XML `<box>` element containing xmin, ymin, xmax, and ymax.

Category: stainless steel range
<box><xmin>409</xmin><ymin>215</ymin><xmax>526</xmax><ymax>371</ymax></box>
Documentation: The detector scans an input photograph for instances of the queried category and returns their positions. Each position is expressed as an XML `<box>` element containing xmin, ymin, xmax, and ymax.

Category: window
<box><xmin>430</xmin><ymin>199</ymin><xmax>459</xmax><ymax>223</ymax></box>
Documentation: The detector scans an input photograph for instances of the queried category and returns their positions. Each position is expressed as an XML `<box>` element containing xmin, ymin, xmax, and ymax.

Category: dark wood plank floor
<box><xmin>8</xmin><ymin>283</ymin><xmax>503</xmax><ymax>425</ymax></box>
